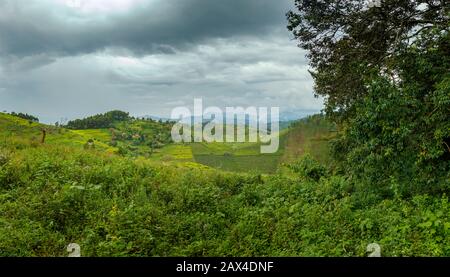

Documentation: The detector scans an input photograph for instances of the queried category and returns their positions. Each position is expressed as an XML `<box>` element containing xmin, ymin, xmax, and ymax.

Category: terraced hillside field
<box><xmin>0</xmin><ymin>112</ymin><xmax>334</xmax><ymax>174</ymax></box>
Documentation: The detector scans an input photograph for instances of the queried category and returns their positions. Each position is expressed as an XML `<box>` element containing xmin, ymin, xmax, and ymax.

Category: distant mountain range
<box><xmin>141</xmin><ymin>109</ymin><xmax>320</xmax><ymax>128</ymax></box>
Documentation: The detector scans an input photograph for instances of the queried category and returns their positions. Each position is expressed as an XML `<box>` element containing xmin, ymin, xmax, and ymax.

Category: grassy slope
<box><xmin>191</xmin><ymin>129</ymin><xmax>289</xmax><ymax>174</ymax></box>
<box><xmin>1</xmin><ymin>113</ymin><xmax>449</xmax><ymax>257</ymax></box>
<box><xmin>281</xmin><ymin>115</ymin><xmax>335</xmax><ymax>165</ymax></box>
<box><xmin>180</xmin><ymin>117</ymin><xmax>335</xmax><ymax>174</ymax></box>
<box><xmin>66</xmin><ymin>119</ymin><xmax>293</xmax><ymax>173</ymax></box>
<box><xmin>0</xmin><ymin>113</ymin><xmax>333</xmax><ymax>174</ymax></box>
<box><xmin>1</xmin><ymin>122</ymin><xmax>448</xmax><ymax>257</ymax></box>
<box><xmin>0</xmin><ymin>113</ymin><xmax>114</xmax><ymax>151</ymax></box>
<box><xmin>0</xmin><ymin>113</ymin><xmax>202</xmax><ymax>169</ymax></box>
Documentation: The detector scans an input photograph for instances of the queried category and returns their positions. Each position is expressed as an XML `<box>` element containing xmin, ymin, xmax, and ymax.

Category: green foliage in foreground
<box><xmin>0</xmin><ymin>144</ymin><xmax>448</xmax><ymax>257</ymax></box>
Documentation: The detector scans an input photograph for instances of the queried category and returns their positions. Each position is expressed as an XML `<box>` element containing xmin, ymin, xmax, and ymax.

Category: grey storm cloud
<box><xmin>0</xmin><ymin>0</ymin><xmax>292</xmax><ymax>58</ymax></box>
<box><xmin>0</xmin><ymin>0</ymin><xmax>323</xmax><ymax>123</ymax></box>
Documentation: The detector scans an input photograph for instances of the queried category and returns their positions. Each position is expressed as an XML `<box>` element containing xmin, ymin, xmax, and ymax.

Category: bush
<box><xmin>0</xmin><ymin>137</ymin><xmax>448</xmax><ymax>257</ymax></box>
<box><xmin>287</xmin><ymin>154</ymin><xmax>326</xmax><ymax>181</ymax></box>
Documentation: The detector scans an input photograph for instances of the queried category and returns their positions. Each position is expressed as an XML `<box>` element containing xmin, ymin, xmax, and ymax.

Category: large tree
<box><xmin>287</xmin><ymin>0</ymin><xmax>449</xmax><ymax>120</ymax></box>
<box><xmin>287</xmin><ymin>0</ymin><xmax>449</xmax><ymax>194</ymax></box>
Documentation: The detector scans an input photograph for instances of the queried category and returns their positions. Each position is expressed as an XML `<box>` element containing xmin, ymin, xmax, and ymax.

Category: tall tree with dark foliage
<box><xmin>287</xmin><ymin>0</ymin><xmax>449</xmax><ymax>195</ymax></box>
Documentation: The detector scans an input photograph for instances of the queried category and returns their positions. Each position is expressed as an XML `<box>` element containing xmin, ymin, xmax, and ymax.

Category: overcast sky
<box><xmin>0</xmin><ymin>0</ymin><xmax>323</xmax><ymax>123</ymax></box>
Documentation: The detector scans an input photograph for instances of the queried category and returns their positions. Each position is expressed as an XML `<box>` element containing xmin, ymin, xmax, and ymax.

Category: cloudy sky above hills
<box><xmin>0</xmin><ymin>0</ymin><xmax>323</xmax><ymax>123</ymax></box>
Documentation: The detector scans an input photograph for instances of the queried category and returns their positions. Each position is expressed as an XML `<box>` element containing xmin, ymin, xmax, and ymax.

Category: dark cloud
<box><xmin>0</xmin><ymin>0</ymin><xmax>323</xmax><ymax>123</ymax></box>
<box><xmin>0</xmin><ymin>0</ymin><xmax>292</xmax><ymax>58</ymax></box>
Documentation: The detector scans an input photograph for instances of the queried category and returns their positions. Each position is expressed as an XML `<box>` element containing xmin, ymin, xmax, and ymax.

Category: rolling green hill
<box><xmin>1</xmin><ymin>111</ymin><xmax>448</xmax><ymax>257</ymax></box>
<box><xmin>0</xmin><ymin>113</ymin><xmax>115</xmax><ymax>151</ymax></box>
<box><xmin>0</xmin><ymin>112</ymin><xmax>334</xmax><ymax>174</ymax></box>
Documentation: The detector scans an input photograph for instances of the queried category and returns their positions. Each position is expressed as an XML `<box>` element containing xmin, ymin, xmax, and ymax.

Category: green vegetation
<box><xmin>0</xmin><ymin>0</ymin><xmax>448</xmax><ymax>257</ymax></box>
<box><xmin>190</xmin><ymin>130</ymin><xmax>289</xmax><ymax>173</ymax></box>
<box><xmin>63</xmin><ymin>111</ymin><xmax>175</xmax><ymax>157</ymax></box>
<box><xmin>282</xmin><ymin>114</ymin><xmax>335</xmax><ymax>165</ymax></box>
<box><xmin>148</xmin><ymin>144</ymin><xmax>194</xmax><ymax>162</ymax></box>
<box><xmin>0</xmin><ymin>128</ymin><xmax>449</xmax><ymax>256</ymax></box>
<box><xmin>62</xmin><ymin>112</ymin><xmax>306</xmax><ymax>173</ymax></box>
<box><xmin>193</xmin><ymin>154</ymin><xmax>280</xmax><ymax>173</ymax></box>
<box><xmin>287</xmin><ymin>0</ymin><xmax>449</xmax><ymax>195</ymax></box>
<box><xmin>0</xmin><ymin>109</ymin><xmax>448</xmax><ymax>256</ymax></box>
<box><xmin>5</xmin><ymin>112</ymin><xmax>39</xmax><ymax>123</ymax></box>
<box><xmin>66</xmin><ymin>110</ymin><xmax>131</xmax><ymax>129</ymax></box>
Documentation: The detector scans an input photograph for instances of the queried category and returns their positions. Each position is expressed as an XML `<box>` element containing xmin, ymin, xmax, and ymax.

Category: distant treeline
<box><xmin>7</xmin><ymin>112</ymin><xmax>39</xmax><ymax>123</ymax></box>
<box><xmin>66</xmin><ymin>110</ymin><xmax>130</xmax><ymax>129</ymax></box>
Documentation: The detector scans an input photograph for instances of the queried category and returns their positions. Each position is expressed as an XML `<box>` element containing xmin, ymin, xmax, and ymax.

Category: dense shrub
<box><xmin>287</xmin><ymin>154</ymin><xmax>326</xmax><ymax>181</ymax></box>
<box><xmin>0</xmin><ymin>144</ymin><xmax>448</xmax><ymax>257</ymax></box>
<box><xmin>331</xmin><ymin>30</ymin><xmax>450</xmax><ymax>196</ymax></box>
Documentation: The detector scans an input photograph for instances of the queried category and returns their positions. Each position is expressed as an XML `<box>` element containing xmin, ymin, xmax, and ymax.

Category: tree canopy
<box><xmin>287</xmin><ymin>0</ymin><xmax>449</xmax><ymax>120</ymax></box>
<box><xmin>66</xmin><ymin>110</ymin><xmax>130</xmax><ymax>130</ymax></box>
<box><xmin>8</xmin><ymin>112</ymin><xmax>39</xmax><ymax>123</ymax></box>
<box><xmin>287</xmin><ymin>0</ymin><xmax>449</xmax><ymax>194</ymax></box>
